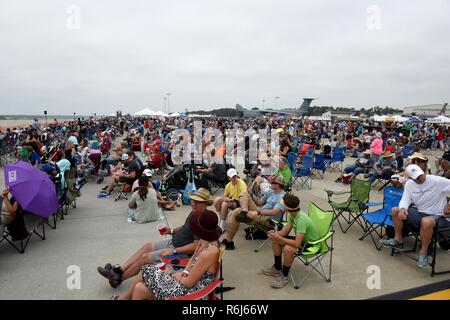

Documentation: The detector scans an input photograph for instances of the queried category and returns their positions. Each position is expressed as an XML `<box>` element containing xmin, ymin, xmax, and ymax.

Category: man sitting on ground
<box><xmin>379</xmin><ymin>165</ymin><xmax>450</xmax><ymax>267</ymax></box>
<box><xmin>221</xmin><ymin>175</ymin><xmax>286</xmax><ymax>250</ymax></box>
<box><xmin>97</xmin><ymin>188</ymin><xmax>215</xmax><ymax>288</ymax></box>
<box><xmin>261</xmin><ymin>193</ymin><xmax>319</xmax><ymax>288</ymax></box>
<box><xmin>101</xmin><ymin>152</ymin><xmax>139</xmax><ymax>197</ymax></box>
<box><xmin>213</xmin><ymin>168</ymin><xmax>249</xmax><ymax>230</ymax></box>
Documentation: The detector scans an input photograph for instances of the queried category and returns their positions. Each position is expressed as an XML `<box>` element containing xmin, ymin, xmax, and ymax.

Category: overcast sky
<box><xmin>1</xmin><ymin>0</ymin><xmax>449</xmax><ymax>115</ymax></box>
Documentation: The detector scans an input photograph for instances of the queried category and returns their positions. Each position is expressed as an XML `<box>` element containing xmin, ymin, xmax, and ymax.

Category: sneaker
<box><xmin>221</xmin><ymin>239</ymin><xmax>235</xmax><ymax>250</ymax></box>
<box><xmin>379</xmin><ymin>238</ymin><xmax>404</xmax><ymax>250</ymax></box>
<box><xmin>97</xmin><ymin>193</ymin><xmax>112</xmax><ymax>199</ymax></box>
<box><xmin>261</xmin><ymin>265</ymin><xmax>282</xmax><ymax>277</ymax></box>
<box><xmin>109</xmin><ymin>265</ymin><xmax>123</xmax><ymax>288</ymax></box>
<box><xmin>417</xmin><ymin>252</ymin><xmax>429</xmax><ymax>268</ymax></box>
<box><xmin>334</xmin><ymin>178</ymin><xmax>341</xmax><ymax>183</ymax></box>
<box><xmin>271</xmin><ymin>274</ymin><xmax>289</xmax><ymax>289</ymax></box>
<box><xmin>97</xmin><ymin>263</ymin><xmax>113</xmax><ymax>279</ymax></box>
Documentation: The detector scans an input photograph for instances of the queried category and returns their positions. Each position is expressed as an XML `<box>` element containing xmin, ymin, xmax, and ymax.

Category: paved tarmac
<box><xmin>1</xmin><ymin>149</ymin><xmax>449</xmax><ymax>300</ymax></box>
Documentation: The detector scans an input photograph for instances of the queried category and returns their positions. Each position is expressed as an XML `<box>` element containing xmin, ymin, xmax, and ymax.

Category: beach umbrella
<box><xmin>4</xmin><ymin>161</ymin><xmax>59</xmax><ymax>218</ymax></box>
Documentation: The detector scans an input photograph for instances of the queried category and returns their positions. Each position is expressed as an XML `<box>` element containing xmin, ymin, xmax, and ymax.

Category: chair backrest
<box><xmin>332</xmin><ymin>147</ymin><xmax>345</xmax><ymax>161</ymax></box>
<box><xmin>307</xmin><ymin>147</ymin><xmax>315</xmax><ymax>156</ymax></box>
<box><xmin>308</xmin><ymin>202</ymin><xmax>334</xmax><ymax>252</ymax></box>
<box><xmin>313</xmin><ymin>154</ymin><xmax>325</xmax><ymax>168</ymax></box>
<box><xmin>383</xmin><ymin>187</ymin><xmax>403</xmax><ymax>214</ymax></box>
<box><xmin>350</xmin><ymin>178</ymin><xmax>371</xmax><ymax>203</ymax></box>
<box><xmin>287</xmin><ymin>152</ymin><xmax>296</xmax><ymax>169</ymax></box>
<box><xmin>302</xmin><ymin>155</ymin><xmax>313</xmax><ymax>170</ymax></box>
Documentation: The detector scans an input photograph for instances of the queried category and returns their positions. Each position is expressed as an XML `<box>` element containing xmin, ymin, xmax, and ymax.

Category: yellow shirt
<box><xmin>224</xmin><ymin>179</ymin><xmax>248</xmax><ymax>200</ymax></box>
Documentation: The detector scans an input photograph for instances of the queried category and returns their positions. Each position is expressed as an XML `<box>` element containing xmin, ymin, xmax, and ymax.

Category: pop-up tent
<box><xmin>425</xmin><ymin>115</ymin><xmax>450</xmax><ymax>124</ymax></box>
<box><xmin>133</xmin><ymin>108</ymin><xmax>158</xmax><ymax>116</ymax></box>
<box><xmin>169</xmin><ymin>112</ymin><xmax>181</xmax><ymax>117</ymax></box>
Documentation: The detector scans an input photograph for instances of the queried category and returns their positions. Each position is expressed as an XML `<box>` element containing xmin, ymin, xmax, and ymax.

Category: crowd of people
<box><xmin>1</xmin><ymin>113</ymin><xmax>450</xmax><ymax>299</ymax></box>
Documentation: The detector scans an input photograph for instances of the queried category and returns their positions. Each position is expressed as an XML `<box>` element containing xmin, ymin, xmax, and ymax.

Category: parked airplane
<box><xmin>236</xmin><ymin>98</ymin><xmax>315</xmax><ymax>118</ymax></box>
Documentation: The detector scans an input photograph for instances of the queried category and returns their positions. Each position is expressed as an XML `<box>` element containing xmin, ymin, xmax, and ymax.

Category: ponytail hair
<box><xmin>138</xmin><ymin>176</ymin><xmax>149</xmax><ymax>201</ymax></box>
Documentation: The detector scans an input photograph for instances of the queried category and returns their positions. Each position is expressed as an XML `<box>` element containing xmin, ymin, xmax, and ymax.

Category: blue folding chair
<box><xmin>292</xmin><ymin>155</ymin><xmax>313</xmax><ymax>190</ymax></box>
<box><xmin>401</xmin><ymin>144</ymin><xmax>415</xmax><ymax>158</ymax></box>
<box><xmin>312</xmin><ymin>154</ymin><xmax>327</xmax><ymax>179</ymax></box>
<box><xmin>325</xmin><ymin>147</ymin><xmax>345</xmax><ymax>172</ymax></box>
<box><xmin>359</xmin><ymin>187</ymin><xmax>403</xmax><ymax>250</ymax></box>
<box><xmin>287</xmin><ymin>152</ymin><xmax>297</xmax><ymax>170</ymax></box>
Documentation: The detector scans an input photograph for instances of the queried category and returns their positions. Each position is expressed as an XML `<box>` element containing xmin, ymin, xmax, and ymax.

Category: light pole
<box><xmin>166</xmin><ymin>93</ymin><xmax>171</xmax><ymax>114</ymax></box>
<box><xmin>73</xmin><ymin>112</ymin><xmax>76</xmax><ymax>120</ymax></box>
<box><xmin>164</xmin><ymin>97</ymin><xmax>167</xmax><ymax>113</ymax></box>
<box><xmin>44</xmin><ymin>110</ymin><xmax>48</xmax><ymax>126</ymax></box>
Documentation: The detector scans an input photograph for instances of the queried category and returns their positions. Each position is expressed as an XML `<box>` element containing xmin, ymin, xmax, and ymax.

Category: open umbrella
<box><xmin>4</xmin><ymin>161</ymin><xmax>59</xmax><ymax>218</ymax></box>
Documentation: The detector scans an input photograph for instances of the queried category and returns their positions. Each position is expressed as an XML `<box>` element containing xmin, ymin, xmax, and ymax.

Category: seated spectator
<box><xmin>102</xmin><ymin>152</ymin><xmax>139</xmax><ymax>197</ymax></box>
<box><xmin>408</xmin><ymin>152</ymin><xmax>431</xmax><ymax>174</ymax></box>
<box><xmin>128</xmin><ymin>176</ymin><xmax>162</xmax><ymax>224</ymax></box>
<box><xmin>336</xmin><ymin>150</ymin><xmax>373</xmax><ymax>183</ymax></box>
<box><xmin>261</xmin><ymin>194</ymin><xmax>319</xmax><ymax>288</ymax></box>
<box><xmin>195</xmin><ymin>150</ymin><xmax>227</xmax><ymax>190</ymax></box>
<box><xmin>97</xmin><ymin>188</ymin><xmax>214</xmax><ymax>288</ymax></box>
<box><xmin>269</xmin><ymin>156</ymin><xmax>292</xmax><ymax>187</ymax></box>
<box><xmin>1</xmin><ymin>187</ymin><xmax>30</xmax><ymax>242</ymax></box>
<box><xmin>213</xmin><ymin>169</ymin><xmax>250</xmax><ymax>230</ymax></box>
<box><xmin>114</xmin><ymin>209</ymin><xmax>222</xmax><ymax>300</ymax></box>
<box><xmin>380</xmin><ymin>165</ymin><xmax>450</xmax><ymax>267</ymax></box>
<box><xmin>221</xmin><ymin>175</ymin><xmax>287</xmax><ymax>250</ymax></box>
<box><xmin>367</xmin><ymin>151</ymin><xmax>398</xmax><ymax>184</ymax></box>
<box><xmin>132</xmin><ymin>170</ymin><xmax>175</xmax><ymax>210</ymax></box>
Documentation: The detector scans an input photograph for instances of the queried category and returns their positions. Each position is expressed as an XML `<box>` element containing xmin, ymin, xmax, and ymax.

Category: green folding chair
<box><xmin>325</xmin><ymin>178</ymin><xmax>371</xmax><ymax>233</ymax></box>
<box><xmin>290</xmin><ymin>203</ymin><xmax>334</xmax><ymax>289</ymax></box>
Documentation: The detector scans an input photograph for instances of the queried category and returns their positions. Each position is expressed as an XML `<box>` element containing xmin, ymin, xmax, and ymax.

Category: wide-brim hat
<box><xmin>280</xmin><ymin>198</ymin><xmax>301</xmax><ymax>212</ymax></box>
<box><xmin>382</xmin><ymin>151</ymin><xmax>394</xmax><ymax>158</ymax></box>
<box><xmin>408</xmin><ymin>152</ymin><xmax>428</xmax><ymax>161</ymax></box>
<box><xmin>273</xmin><ymin>175</ymin><xmax>285</xmax><ymax>186</ymax></box>
<box><xmin>363</xmin><ymin>150</ymin><xmax>372</xmax><ymax>155</ymax></box>
<box><xmin>188</xmin><ymin>188</ymin><xmax>213</xmax><ymax>206</ymax></box>
<box><xmin>189</xmin><ymin>210</ymin><xmax>223</xmax><ymax>241</ymax></box>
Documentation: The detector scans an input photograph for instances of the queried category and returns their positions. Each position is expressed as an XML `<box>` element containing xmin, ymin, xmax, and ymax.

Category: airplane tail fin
<box><xmin>236</xmin><ymin>104</ymin><xmax>244</xmax><ymax>111</ymax></box>
<box><xmin>439</xmin><ymin>103</ymin><xmax>448</xmax><ymax>115</ymax></box>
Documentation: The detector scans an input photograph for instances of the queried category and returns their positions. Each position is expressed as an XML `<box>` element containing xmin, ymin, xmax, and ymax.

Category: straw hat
<box><xmin>408</xmin><ymin>152</ymin><xmax>427</xmax><ymax>161</ymax></box>
<box><xmin>188</xmin><ymin>210</ymin><xmax>222</xmax><ymax>241</ymax></box>
<box><xmin>382</xmin><ymin>151</ymin><xmax>394</xmax><ymax>158</ymax></box>
<box><xmin>188</xmin><ymin>188</ymin><xmax>213</xmax><ymax>206</ymax></box>
<box><xmin>363</xmin><ymin>150</ymin><xmax>372</xmax><ymax>155</ymax></box>
<box><xmin>272</xmin><ymin>175</ymin><xmax>285</xmax><ymax>186</ymax></box>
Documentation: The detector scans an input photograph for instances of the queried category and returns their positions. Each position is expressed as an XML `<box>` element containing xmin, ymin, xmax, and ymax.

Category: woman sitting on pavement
<box><xmin>114</xmin><ymin>209</ymin><xmax>221</xmax><ymax>300</ymax></box>
<box><xmin>128</xmin><ymin>176</ymin><xmax>162</xmax><ymax>224</ymax></box>
<box><xmin>261</xmin><ymin>193</ymin><xmax>319</xmax><ymax>289</ymax></box>
<box><xmin>131</xmin><ymin>170</ymin><xmax>175</xmax><ymax>210</ymax></box>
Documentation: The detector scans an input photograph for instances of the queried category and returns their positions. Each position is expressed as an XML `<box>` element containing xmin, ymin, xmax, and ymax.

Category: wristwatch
<box><xmin>172</xmin><ymin>248</ymin><xmax>177</xmax><ymax>255</ymax></box>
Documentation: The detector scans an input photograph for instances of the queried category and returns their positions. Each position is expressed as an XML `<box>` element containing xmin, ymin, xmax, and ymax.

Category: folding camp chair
<box><xmin>115</xmin><ymin>182</ymin><xmax>130</xmax><ymax>201</ymax></box>
<box><xmin>2</xmin><ymin>213</ymin><xmax>46</xmax><ymax>254</ymax></box>
<box><xmin>247</xmin><ymin>211</ymin><xmax>287</xmax><ymax>252</ymax></box>
<box><xmin>401</xmin><ymin>144</ymin><xmax>415</xmax><ymax>158</ymax></box>
<box><xmin>292</xmin><ymin>155</ymin><xmax>313</xmax><ymax>190</ymax></box>
<box><xmin>359</xmin><ymin>187</ymin><xmax>403</xmax><ymax>250</ymax></box>
<box><xmin>209</xmin><ymin>180</ymin><xmax>226</xmax><ymax>195</ymax></box>
<box><xmin>290</xmin><ymin>202</ymin><xmax>334</xmax><ymax>289</ymax></box>
<box><xmin>312</xmin><ymin>154</ymin><xmax>327</xmax><ymax>179</ymax></box>
<box><xmin>431</xmin><ymin>226</ymin><xmax>450</xmax><ymax>276</ymax></box>
<box><xmin>168</xmin><ymin>244</ymin><xmax>226</xmax><ymax>300</ymax></box>
<box><xmin>287</xmin><ymin>152</ymin><xmax>297</xmax><ymax>170</ymax></box>
<box><xmin>326</xmin><ymin>178</ymin><xmax>371</xmax><ymax>233</ymax></box>
<box><xmin>325</xmin><ymin>147</ymin><xmax>345</xmax><ymax>172</ymax></box>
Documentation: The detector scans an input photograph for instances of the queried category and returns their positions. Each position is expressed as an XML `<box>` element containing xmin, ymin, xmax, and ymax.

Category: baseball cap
<box><xmin>273</xmin><ymin>175</ymin><xmax>285</xmax><ymax>186</ymax></box>
<box><xmin>143</xmin><ymin>169</ymin><xmax>153</xmax><ymax>177</ymax></box>
<box><xmin>227</xmin><ymin>168</ymin><xmax>238</xmax><ymax>178</ymax></box>
<box><xmin>121</xmin><ymin>153</ymin><xmax>129</xmax><ymax>161</ymax></box>
<box><xmin>406</xmin><ymin>164</ymin><xmax>424</xmax><ymax>180</ymax></box>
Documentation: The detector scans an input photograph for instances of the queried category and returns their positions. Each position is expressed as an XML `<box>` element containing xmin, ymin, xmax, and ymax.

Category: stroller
<box><xmin>159</xmin><ymin>164</ymin><xmax>195</xmax><ymax>203</ymax></box>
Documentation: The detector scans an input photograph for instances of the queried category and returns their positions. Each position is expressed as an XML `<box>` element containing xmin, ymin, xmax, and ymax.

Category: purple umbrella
<box><xmin>3</xmin><ymin>161</ymin><xmax>59</xmax><ymax>218</ymax></box>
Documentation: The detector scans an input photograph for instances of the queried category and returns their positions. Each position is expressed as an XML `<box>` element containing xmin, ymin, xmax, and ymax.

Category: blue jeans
<box><xmin>368</xmin><ymin>169</ymin><xmax>394</xmax><ymax>184</ymax></box>
<box><xmin>344</xmin><ymin>164</ymin><xmax>367</xmax><ymax>176</ymax></box>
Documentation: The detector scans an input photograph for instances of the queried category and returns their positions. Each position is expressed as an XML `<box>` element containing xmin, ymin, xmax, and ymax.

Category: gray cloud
<box><xmin>0</xmin><ymin>0</ymin><xmax>449</xmax><ymax>115</ymax></box>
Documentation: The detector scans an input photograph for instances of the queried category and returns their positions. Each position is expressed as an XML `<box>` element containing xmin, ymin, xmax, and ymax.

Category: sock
<box><xmin>274</xmin><ymin>256</ymin><xmax>282</xmax><ymax>270</ymax></box>
<box><xmin>282</xmin><ymin>265</ymin><xmax>291</xmax><ymax>277</ymax></box>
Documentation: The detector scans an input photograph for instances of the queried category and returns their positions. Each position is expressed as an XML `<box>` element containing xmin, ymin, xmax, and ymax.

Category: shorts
<box><xmin>148</xmin><ymin>239</ymin><xmax>175</xmax><ymax>263</ymax></box>
<box><xmin>407</xmin><ymin>207</ymin><xmax>450</xmax><ymax>229</ymax></box>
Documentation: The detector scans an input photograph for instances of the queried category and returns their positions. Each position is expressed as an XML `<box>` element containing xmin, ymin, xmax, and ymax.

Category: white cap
<box><xmin>227</xmin><ymin>168</ymin><xmax>238</xmax><ymax>178</ymax></box>
<box><xmin>406</xmin><ymin>164</ymin><xmax>424</xmax><ymax>180</ymax></box>
<box><xmin>143</xmin><ymin>169</ymin><xmax>153</xmax><ymax>177</ymax></box>
<box><xmin>121</xmin><ymin>153</ymin><xmax>129</xmax><ymax>161</ymax></box>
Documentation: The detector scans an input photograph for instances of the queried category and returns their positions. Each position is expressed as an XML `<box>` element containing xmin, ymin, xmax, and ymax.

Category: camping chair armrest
<box><xmin>364</xmin><ymin>202</ymin><xmax>384</xmax><ymax>207</ymax></box>
<box><xmin>306</xmin><ymin>231</ymin><xmax>334</xmax><ymax>246</ymax></box>
<box><xmin>168</xmin><ymin>279</ymin><xmax>223</xmax><ymax>300</ymax></box>
<box><xmin>325</xmin><ymin>190</ymin><xmax>350</xmax><ymax>197</ymax></box>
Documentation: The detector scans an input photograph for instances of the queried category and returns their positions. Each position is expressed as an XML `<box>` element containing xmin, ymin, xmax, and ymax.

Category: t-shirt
<box><xmin>262</xmin><ymin>190</ymin><xmax>286</xmax><ymax>221</ymax></box>
<box><xmin>125</xmin><ymin>159</ymin><xmax>139</xmax><ymax>185</ymax></box>
<box><xmin>172</xmin><ymin>210</ymin><xmax>210</xmax><ymax>247</ymax></box>
<box><xmin>288</xmin><ymin>211</ymin><xmax>320</xmax><ymax>243</ymax></box>
<box><xmin>375</xmin><ymin>158</ymin><xmax>398</xmax><ymax>170</ymax></box>
<box><xmin>129</xmin><ymin>188</ymin><xmax>160</xmax><ymax>223</ymax></box>
<box><xmin>274</xmin><ymin>166</ymin><xmax>292</xmax><ymax>185</ymax></box>
<box><xmin>357</xmin><ymin>157</ymin><xmax>374</xmax><ymax>167</ymax></box>
<box><xmin>399</xmin><ymin>175</ymin><xmax>450</xmax><ymax>216</ymax></box>
<box><xmin>224</xmin><ymin>178</ymin><xmax>248</xmax><ymax>200</ymax></box>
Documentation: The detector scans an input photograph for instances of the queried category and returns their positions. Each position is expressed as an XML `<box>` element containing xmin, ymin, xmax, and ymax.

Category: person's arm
<box><xmin>259</xmin><ymin>207</ymin><xmax>281</xmax><ymax>217</ymax></box>
<box><xmin>176</xmin><ymin>247</ymin><xmax>218</xmax><ymax>289</ymax></box>
<box><xmin>160</xmin><ymin>239</ymin><xmax>199</xmax><ymax>258</ymax></box>
<box><xmin>398</xmin><ymin>184</ymin><xmax>412</xmax><ymax>211</ymax></box>
<box><xmin>269</xmin><ymin>229</ymin><xmax>304</xmax><ymax>248</ymax></box>
<box><xmin>128</xmin><ymin>193</ymin><xmax>137</xmax><ymax>209</ymax></box>
<box><xmin>2</xmin><ymin>189</ymin><xmax>18</xmax><ymax>213</ymax></box>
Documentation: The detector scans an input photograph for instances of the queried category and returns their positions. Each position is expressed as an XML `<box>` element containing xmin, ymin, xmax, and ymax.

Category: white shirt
<box><xmin>399</xmin><ymin>175</ymin><xmax>450</xmax><ymax>216</ymax></box>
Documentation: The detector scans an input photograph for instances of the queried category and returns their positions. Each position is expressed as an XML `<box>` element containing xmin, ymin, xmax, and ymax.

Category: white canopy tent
<box><xmin>133</xmin><ymin>108</ymin><xmax>158</xmax><ymax>116</ymax></box>
<box><xmin>372</xmin><ymin>115</ymin><xmax>409</xmax><ymax>123</ymax></box>
<box><xmin>155</xmin><ymin>110</ymin><xmax>168</xmax><ymax>117</ymax></box>
<box><xmin>169</xmin><ymin>112</ymin><xmax>181</xmax><ymax>117</ymax></box>
<box><xmin>425</xmin><ymin>115</ymin><xmax>450</xmax><ymax>124</ymax></box>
